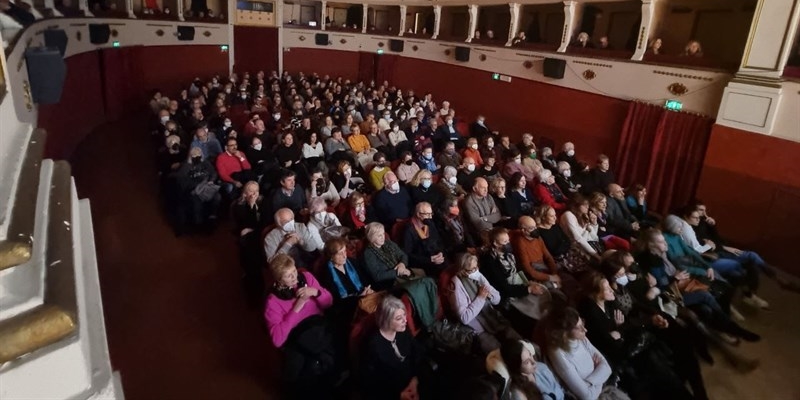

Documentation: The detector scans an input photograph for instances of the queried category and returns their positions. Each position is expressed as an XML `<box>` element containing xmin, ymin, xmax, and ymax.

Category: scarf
<box><xmin>492</xmin><ymin>249</ymin><xmax>525</xmax><ymax>285</ymax></box>
<box><xmin>350</xmin><ymin>208</ymin><xmax>366</xmax><ymax>229</ymax></box>
<box><xmin>412</xmin><ymin>218</ymin><xmax>429</xmax><ymax>239</ymax></box>
<box><xmin>327</xmin><ymin>259</ymin><xmax>363</xmax><ymax>298</ymax></box>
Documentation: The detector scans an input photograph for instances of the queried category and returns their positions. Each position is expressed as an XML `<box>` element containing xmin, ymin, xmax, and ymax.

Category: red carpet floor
<box><xmin>71</xmin><ymin>114</ymin><xmax>282</xmax><ymax>399</ymax></box>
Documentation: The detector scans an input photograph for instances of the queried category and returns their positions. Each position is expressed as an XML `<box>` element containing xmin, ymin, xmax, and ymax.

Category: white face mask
<box><xmin>468</xmin><ymin>271</ymin><xmax>481</xmax><ymax>281</ymax></box>
<box><xmin>615</xmin><ymin>275</ymin><xmax>629</xmax><ymax>287</ymax></box>
<box><xmin>314</xmin><ymin>211</ymin><xmax>327</xmax><ymax>223</ymax></box>
<box><xmin>390</xmin><ymin>182</ymin><xmax>400</xmax><ymax>192</ymax></box>
<box><xmin>563</xmin><ymin>170</ymin><xmax>571</xmax><ymax>178</ymax></box>
<box><xmin>471</xmin><ymin>144</ymin><xmax>478</xmax><ymax>150</ymax></box>
<box><xmin>448</xmin><ymin>176</ymin><xmax>457</xmax><ymax>185</ymax></box>
<box><xmin>487</xmin><ymin>142</ymin><xmax>494</xmax><ymax>149</ymax></box>
<box><xmin>273</xmin><ymin>114</ymin><xmax>281</xmax><ymax>121</ymax></box>
<box><xmin>253</xmin><ymin>143</ymin><xmax>262</xmax><ymax>151</ymax></box>
<box><xmin>567</xmin><ymin>149</ymin><xmax>575</xmax><ymax>157</ymax></box>
<box><xmin>627</xmin><ymin>273</ymin><xmax>637</xmax><ymax>281</ymax></box>
<box><xmin>224</xmin><ymin>122</ymin><xmax>232</xmax><ymax>128</ymax></box>
<box><xmin>282</xmin><ymin>221</ymin><xmax>295</xmax><ymax>233</ymax></box>
<box><xmin>447</xmin><ymin>120</ymin><xmax>453</xmax><ymax>126</ymax></box>
<box><xmin>422</xmin><ymin>179</ymin><xmax>432</xmax><ymax>188</ymax></box>
<box><xmin>160</xmin><ymin>116</ymin><xmax>170</xmax><ymax>124</ymax></box>
<box><xmin>344</xmin><ymin>168</ymin><xmax>352</xmax><ymax>176</ymax></box>
<box><xmin>478</xmin><ymin>119</ymin><xmax>485</xmax><ymax>126</ymax></box>
<box><xmin>466</xmin><ymin>164</ymin><xmax>475</xmax><ymax>172</ymax></box>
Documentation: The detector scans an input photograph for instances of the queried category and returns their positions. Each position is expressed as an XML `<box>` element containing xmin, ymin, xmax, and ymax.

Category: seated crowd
<box><xmin>150</xmin><ymin>71</ymin><xmax>798</xmax><ymax>400</ymax></box>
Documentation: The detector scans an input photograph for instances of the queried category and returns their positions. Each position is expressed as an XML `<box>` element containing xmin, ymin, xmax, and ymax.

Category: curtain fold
<box><xmin>375</xmin><ymin>53</ymin><xmax>398</xmax><ymax>85</ymax></box>
<box><xmin>615</xmin><ymin>101</ymin><xmax>714</xmax><ymax>215</ymax></box>
<box><xmin>357</xmin><ymin>52</ymin><xmax>376</xmax><ymax>84</ymax></box>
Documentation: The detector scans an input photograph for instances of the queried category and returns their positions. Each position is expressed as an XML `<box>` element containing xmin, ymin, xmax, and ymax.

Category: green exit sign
<box><xmin>665</xmin><ymin>100</ymin><xmax>682</xmax><ymax>111</ymax></box>
<box><xmin>112</xmin><ymin>41</ymin><xmax>120</xmax><ymax>47</ymax></box>
<box><xmin>220</xmin><ymin>45</ymin><xmax>229</xmax><ymax>51</ymax></box>
<box><xmin>492</xmin><ymin>73</ymin><xmax>500</xmax><ymax>80</ymax></box>
<box><xmin>377</xmin><ymin>48</ymin><xmax>384</xmax><ymax>55</ymax></box>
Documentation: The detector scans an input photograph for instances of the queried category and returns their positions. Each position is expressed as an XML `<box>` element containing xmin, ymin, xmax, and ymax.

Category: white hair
<box><xmin>538</xmin><ymin>168</ymin><xmax>553</xmax><ymax>182</ymax></box>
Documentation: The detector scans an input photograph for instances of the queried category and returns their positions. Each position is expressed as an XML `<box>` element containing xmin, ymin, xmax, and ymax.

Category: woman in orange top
<box><xmin>462</xmin><ymin>137</ymin><xmax>484</xmax><ymax>166</ymax></box>
<box><xmin>347</xmin><ymin>124</ymin><xmax>377</xmax><ymax>169</ymax></box>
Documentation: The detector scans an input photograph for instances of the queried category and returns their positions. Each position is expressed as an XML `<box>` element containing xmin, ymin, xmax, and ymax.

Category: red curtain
<box><xmin>615</xmin><ymin>102</ymin><xmax>663</xmax><ymax>187</ymax></box>
<box><xmin>357</xmin><ymin>52</ymin><xmax>375</xmax><ymax>84</ymax></box>
<box><xmin>375</xmin><ymin>54</ymin><xmax>398</xmax><ymax>85</ymax></box>
<box><xmin>615</xmin><ymin>101</ymin><xmax>714</xmax><ymax>214</ymax></box>
<box><xmin>100</xmin><ymin>47</ymin><xmax>144</xmax><ymax>120</ymax></box>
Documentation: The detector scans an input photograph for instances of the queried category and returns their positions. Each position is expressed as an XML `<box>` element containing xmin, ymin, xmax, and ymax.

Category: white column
<box><xmin>176</xmin><ymin>0</ymin><xmax>185</xmax><ymax>21</ymax></box>
<box><xmin>320</xmin><ymin>1</ymin><xmax>327</xmax><ymax>31</ymax></box>
<box><xmin>79</xmin><ymin>0</ymin><xmax>94</xmax><ymax>17</ymax></box>
<box><xmin>277</xmin><ymin>0</ymin><xmax>284</xmax><ymax>74</ymax></box>
<box><xmin>716</xmin><ymin>0</ymin><xmax>800</xmax><ymax>136</ymax></box>
<box><xmin>362</xmin><ymin>4</ymin><xmax>368</xmax><ymax>33</ymax></box>
<box><xmin>431</xmin><ymin>5</ymin><xmax>441</xmax><ymax>39</ymax></box>
<box><xmin>557</xmin><ymin>0</ymin><xmax>580</xmax><ymax>53</ymax></box>
<box><xmin>398</xmin><ymin>5</ymin><xmax>406</xmax><ymax>36</ymax></box>
<box><xmin>505</xmin><ymin>3</ymin><xmax>520</xmax><ymax>47</ymax></box>
<box><xmin>631</xmin><ymin>0</ymin><xmax>657</xmax><ymax>60</ymax></box>
<box><xmin>126</xmin><ymin>0</ymin><xmax>135</xmax><ymax>18</ymax></box>
<box><xmin>465</xmin><ymin>4</ymin><xmax>478</xmax><ymax>42</ymax></box>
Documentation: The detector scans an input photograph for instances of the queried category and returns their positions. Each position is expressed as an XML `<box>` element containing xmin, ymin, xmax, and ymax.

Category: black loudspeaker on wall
<box><xmin>89</xmin><ymin>24</ymin><xmax>110</xmax><ymax>44</ymax></box>
<box><xmin>44</xmin><ymin>29</ymin><xmax>68</xmax><ymax>57</ymax></box>
<box><xmin>315</xmin><ymin>33</ymin><xmax>329</xmax><ymax>46</ymax></box>
<box><xmin>389</xmin><ymin>39</ymin><xmax>404</xmax><ymax>52</ymax></box>
<box><xmin>177</xmin><ymin>26</ymin><xmax>195</xmax><ymax>41</ymax></box>
<box><xmin>543</xmin><ymin>58</ymin><xmax>566</xmax><ymax>79</ymax></box>
<box><xmin>25</xmin><ymin>47</ymin><xmax>67</xmax><ymax>105</ymax></box>
<box><xmin>455</xmin><ymin>46</ymin><xmax>470</xmax><ymax>62</ymax></box>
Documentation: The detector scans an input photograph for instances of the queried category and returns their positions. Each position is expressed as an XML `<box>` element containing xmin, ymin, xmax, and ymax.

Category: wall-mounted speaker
<box><xmin>315</xmin><ymin>33</ymin><xmax>329</xmax><ymax>46</ymax></box>
<box><xmin>455</xmin><ymin>46</ymin><xmax>470</xmax><ymax>62</ymax></box>
<box><xmin>389</xmin><ymin>39</ymin><xmax>404</xmax><ymax>52</ymax></box>
<box><xmin>89</xmin><ymin>24</ymin><xmax>110</xmax><ymax>44</ymax></box>
<box><xmin>543</xmin><ymin>58</ymin><xmax>566</xmax><ymax>79</ymax></box>
<box><xmin>25</xmin><ymin>47</ymin><xmax>67</xmax><ymax>105</ymax></box>
<box><xmin>177</xmin><ymin>26</ymin><xmax>195</xmax><ymax>41</ymax></box>
<box><xmin>44</xmin><ymin>29</ymin><xmax>68</xmax><ymax>57</ymax></box>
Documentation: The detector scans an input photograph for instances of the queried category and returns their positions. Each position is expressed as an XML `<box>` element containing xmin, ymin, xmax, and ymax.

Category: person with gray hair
<box><xmin>540</xmin><ymin>146</ymin><xmax>559</xmax><ymax>173</ymax></box>
<box><xmin>534</xmin><ymin>169</ymin><xmax>568</xmax><ymax>213</ymax></box>
<box><xmin>363</xmin><ymin>222</ymin><xmax>426</xmax><ymax>290</ymax></box>
<box><xmin>360</xmin><ymin>295</ymin><xmax>424</xmax><ymax>400</ymax></box>
<box><xmin>308</xmin><ymin>197</ymin><xmax>347</xmax><ymax>241</ymax></box>
<box><xmin>263</xmin><ymin>207</ymin><xmax>324</xmax><ymax>262</ymax></box>
<box><xmin>436</xmin><ymin>165</ymin><xmax>467</xmax><ymax>200</ymax></box>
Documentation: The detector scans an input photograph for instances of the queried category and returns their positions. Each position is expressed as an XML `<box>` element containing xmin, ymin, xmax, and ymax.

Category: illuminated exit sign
<box><xmin>665</xmin><ymin>100</ymin><xmax>682</xmax><ymax>111</ymax></box>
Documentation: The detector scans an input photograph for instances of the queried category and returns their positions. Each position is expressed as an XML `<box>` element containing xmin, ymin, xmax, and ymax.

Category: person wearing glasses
<box><xmin>403</xmin><ymin>202</ymin><xmax>447</xmax><ymax>276</ymax></box>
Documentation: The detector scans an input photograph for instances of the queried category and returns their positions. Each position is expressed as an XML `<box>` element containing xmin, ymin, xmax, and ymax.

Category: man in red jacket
<box><xmin>216</xmin><ymin>138</ymin><xmax>256</xmax><ymax>196</ymax></box>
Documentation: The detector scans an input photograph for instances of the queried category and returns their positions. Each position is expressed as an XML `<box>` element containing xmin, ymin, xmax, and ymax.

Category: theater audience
<box><xmin>369</xmin><ymin>152</ymin><xmax>391</xmax><ymax>191</ymax></box>
<box><xmin>506</xmin><ymin>172</ymin><xmax>537</xmax><ymax>220</ymax></box>
<box><xmin>451</xmin><ymin>253</ymin><xmax>521</xmax><ymax>354</ymax></box>
<box><xmin>683</xmin><ymin>40</ymin><xmax>703</xmax><ymax>57</ymax></box>
<box><xmin>648</xmin><ymin>38</ymin><xmax>663</xmax><ymax>55</ymax></box>
<box><xmin>457</xmin><ymin>157</ymin><xmax>480</xmax><ymax>192</ymax></box>
<box><xmin>555</xmin><ymin>142</ymin><xmax>579</xmax><ymax>172</ymax></box>
<box><xmin>463</xmin><ymin>138</ymin><xmax>484</xmax><ymax>166</ymax></box>
<box><xmin>417</xmin><ymin>145</ymin><xmax>439</xmax><ymax>173</ymax></box>
<box><xmin>307</xmin><ymin>169</ymin><xmax>340</xmax><ymax>207</ymax></box>
<box><xmin>395</xmin><ymin>151</ymin><xmax>420</xmax><ymax>184</ymax></box>
<box><xmin>191</xmin><ymin>127</ymin><xmax>223</xmax><ymax>162</ymax></box>
<box><xmin>479</xmin><ymin>151</ymin><xmax>500</xmax><ymax>180</ymax></box>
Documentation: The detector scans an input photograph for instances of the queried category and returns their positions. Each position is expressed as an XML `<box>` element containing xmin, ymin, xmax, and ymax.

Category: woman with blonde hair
<box><xmin>408</xmin><ymin>168</ymin><xmax>442</xmax><ymax>208</ymax></box>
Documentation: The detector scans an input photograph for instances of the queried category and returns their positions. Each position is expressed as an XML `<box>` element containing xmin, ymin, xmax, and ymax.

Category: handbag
<box><xmin>192</xmin><ymin>181</ymin><xmax>220</xmax><ymax>201</ymax></box>
<box><xmin>429</xmin><ymin>318</ymin><xmax>476</xmax><ymax>355</ymax></box>
<box><xmin>357</xmin><ymin>291</ymin><xmax>384</xmax><ymax>314</ymax></box>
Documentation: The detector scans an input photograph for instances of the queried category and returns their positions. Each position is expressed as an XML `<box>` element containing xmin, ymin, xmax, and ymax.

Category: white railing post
<box><xmin>506</xmin><ymin>2</ymin><xmax>520</xmax><ymax>47</ymax></box>
<box><xmin>431</xmin><ymin>5</ymin><xmax>441</xmax><ymax>39</ymax></box>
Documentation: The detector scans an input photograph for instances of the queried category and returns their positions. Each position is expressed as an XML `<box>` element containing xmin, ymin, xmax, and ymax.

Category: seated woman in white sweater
<box><xmin>545</xmin><ymin>307</ymin><xmax>626</xmax><ymax>400</ymax></box>
<box><xmin>559</xmin><ymin>197</ymin><xmax>601</xmax><ymax>262</ymax></box>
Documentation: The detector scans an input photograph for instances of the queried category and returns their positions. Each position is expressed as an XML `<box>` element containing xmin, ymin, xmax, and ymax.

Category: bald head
<box><xmin>608</xmin><ymin>183</ymin><xmax>624</xmax><ymax>200</ymax></box>
<box><xmin>473</xmin><ymin>177</ymin><xmax>489</xmax><ymax>197</ymax></box>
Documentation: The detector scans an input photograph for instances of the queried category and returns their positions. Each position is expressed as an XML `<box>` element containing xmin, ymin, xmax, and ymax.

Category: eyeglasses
<box><xmin>418</xmin><ymin>212</ymin><xmax>433</xmax><ymax>217</ymax></box>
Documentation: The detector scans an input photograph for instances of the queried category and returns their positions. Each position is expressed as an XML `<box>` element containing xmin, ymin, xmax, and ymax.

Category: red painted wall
<box><xmin>233</xmin><ymin>26</ymin><xmax>279</xmax><ymax>75</ymax></box>
<box><xmin>696</xmin><ymin>125</ymin><xmax>800</xmax><ymax>275</ymax></box>
<box><xmin>391</xmin><ymin>57</ymin><xmax>629</xmax><ymax>158</ymax></box>
<box><xmin>282</xmin><ymin>48</ymin><xmax>361</xmax><ymax>81</ymax></box>
<box><xmin>39</xmin><ymin>45</ymin><xmax>229</xmax><ymax>160</ymax></box>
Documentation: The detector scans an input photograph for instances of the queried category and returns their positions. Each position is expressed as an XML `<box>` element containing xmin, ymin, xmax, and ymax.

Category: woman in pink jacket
<box><xmin>264</xmin><ymin>254</ymin><xmax>334</xmax><ymax>348</ymax></box>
